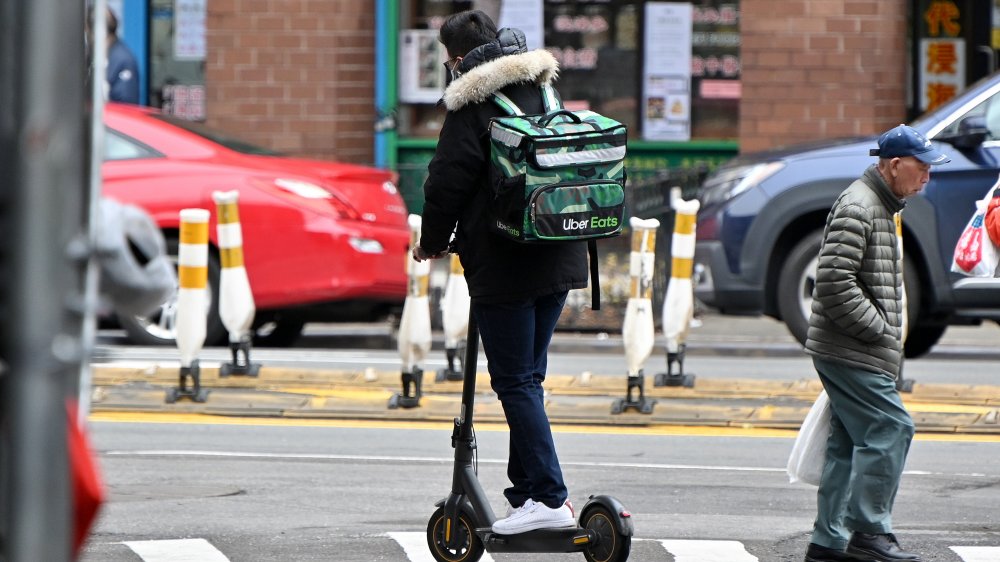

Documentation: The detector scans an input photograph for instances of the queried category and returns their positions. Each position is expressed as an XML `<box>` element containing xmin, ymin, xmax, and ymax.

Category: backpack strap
<box><xmin>494</xmin><ymin>86</ymin><xmax>561</xmax><ymax>115</ymax></box>
<box><xmin>492</xmin><ymin>92</ymin><xmax>524</xmax><ymax>116</ymax></box>
<box><xmin>541</xmin><ymin>84</ymin><xmax>561</xmax><ymax>112</ymax></box>
<box><xmin>589</xmin><ymin>239</ymin><xmax>601</xmax><ymax>310</ymax></box>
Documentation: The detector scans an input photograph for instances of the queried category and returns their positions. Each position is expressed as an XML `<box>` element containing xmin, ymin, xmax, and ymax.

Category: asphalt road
<box><xmin>81</xmin><ymin>416</ymin><xmax>1000</xmax><ymax>562</ymax></box>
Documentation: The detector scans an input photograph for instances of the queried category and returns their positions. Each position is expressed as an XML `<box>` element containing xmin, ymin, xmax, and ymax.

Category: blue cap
<box><xmin>869</xmin><ymin>124</ymin><xmax>950</xmax><ymax>165</ymax></box>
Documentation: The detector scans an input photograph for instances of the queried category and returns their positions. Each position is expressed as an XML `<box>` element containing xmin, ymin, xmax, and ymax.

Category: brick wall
<box><xmin>739</xmin><ymin>0</ymin><xmax>909</xmax><ymax>154</ymax></box>
<box><xmin>205</xmin><ymin>0</ymin><xmax>376</xmax><ymax>165</ymax></box>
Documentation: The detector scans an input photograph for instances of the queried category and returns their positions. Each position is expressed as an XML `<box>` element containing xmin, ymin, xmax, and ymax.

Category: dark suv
<box><xmin>695</xmin><ymin>72</ymin><xmax>1000</xmax><ymax>358</ymax></box>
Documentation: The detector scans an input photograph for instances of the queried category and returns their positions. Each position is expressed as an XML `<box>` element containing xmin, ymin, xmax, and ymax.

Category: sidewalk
<box><xmin>90</xmin><ymin>314</ymin><xmax>1000</xmax><ymax>433</ymax></box>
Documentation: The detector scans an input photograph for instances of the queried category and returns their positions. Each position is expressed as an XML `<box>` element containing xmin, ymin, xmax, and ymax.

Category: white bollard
<box><xmin>655</xmin><ymin>197</ymin><xmax>700</xmax><ymax>388</ymax></box>
<box><xmin>390</xmin><ymin>214</ymin><xmax>432</xmax><ymax>408</ymax></box>
<box><xmin>613</xmin><ymin>217</ymin><xmax>660</xmax><ymax>414</ymax></box>
<box><xmin>213</xmin><ymin>190</ymin><xmax>260</xmax><ymax>377</ymax></box>
<box><xmin>437</xmin><ymin>253</ymin><xmax>470</xmax><ymax>382</ymax></box>
<box><xmin>168</xmin><ymin>208</ymin><xmax>210</xmax><ymax>403</ymax></box>
<box><xmin>895</xmin><ymin>212</ymin><xmax>913</xmax><ymax>392</ymax></box>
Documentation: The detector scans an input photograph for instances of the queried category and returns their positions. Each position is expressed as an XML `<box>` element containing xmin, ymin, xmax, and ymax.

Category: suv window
<box><xmin>936</xmin><ymin>90</ymin><xmax>1000</xmax><ymax>141</ymax></box>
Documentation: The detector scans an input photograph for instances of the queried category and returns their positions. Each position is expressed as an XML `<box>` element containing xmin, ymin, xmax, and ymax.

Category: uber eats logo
<box><xmin>562</xmin><ymin>216</ymin><xmax>619</xmax><ymax>231</ymax></box>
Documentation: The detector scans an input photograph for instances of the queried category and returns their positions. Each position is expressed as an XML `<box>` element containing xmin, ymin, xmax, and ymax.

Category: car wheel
<box><xmin>903</xmin><ymin>323</ymin><xmax>946</xmax><ymax>358</ymax></box>
<box><xmin>252</xmin><ymin>315</ymin><xmax>306</xmax><ymax>347</ymax></box>
<box><xmin>117</xmin><ymin>236</ymin><xmax>227</xmax><ymax>346</ymax></box>
<box><xmin>776</xmin><ymin>231</ymin><xmax>823</xmax><ymax>346</ymax></box>
<box><xmin>777</xmin><ymin>229</ymin><xmax>929</xmax><ymax>353</ymax></box>
<box><xmin>899</xmin><ymin>256</ymin><xmax>944</xmax><ymax>358</ymax></box>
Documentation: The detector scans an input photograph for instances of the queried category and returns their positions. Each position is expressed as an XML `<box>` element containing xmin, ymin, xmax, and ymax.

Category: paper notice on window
<box><xmin>399</xmin><ymin>29</ymin><xmax>447</xmax><ymax>104</ymax></box>
<box><xmin>643</xmin><ymin>3</ymin><xmax>692</xmax><ymax>141</ymax></box>
<box><xmin>174</xmin><ymin>0</ymin><xmax>206</xmax><ymax>60</ymax></box>
<box><xmin>498</xmin><ymin>0</ymin><xmax>544</xmax><ymax>50</ymax></box>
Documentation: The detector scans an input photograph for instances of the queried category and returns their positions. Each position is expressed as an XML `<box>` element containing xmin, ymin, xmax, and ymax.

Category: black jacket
<box><xmin>419</xmin><ymin>33</ymin><xmax>587</xmax><ymax>303</ymax></box>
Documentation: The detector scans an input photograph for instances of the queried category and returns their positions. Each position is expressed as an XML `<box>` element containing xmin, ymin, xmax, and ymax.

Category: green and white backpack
<box><xmin>487</xmin><ymin>85</ymin><xmax>628</xmax><ymax>308</ymax></box>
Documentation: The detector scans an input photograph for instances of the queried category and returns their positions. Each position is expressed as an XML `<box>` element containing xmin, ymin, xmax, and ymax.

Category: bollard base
<box><xmin>167</xmin><ymin>361</ymin><xmax>210</xmax><ymax>403</ymax></box>
<box><xmin>895</xmin><ymin>357</ymin><xmax>913</xmax><ymax>393</ymax></box>
<box><xmin>611</xmin><ymin>371</ymin><xmax>656</xmax><ymax>415</ymax></box>
<box><xmin>654</xmin><ymin>372</ymin><xmax>696</xmax><ymax>388</ymax></box>
<box><xmin>435</xmin><ymin>367</ymin><xmax>464</xmax><ymax>382</ymax></box>
<box><xmin>895</xmin><ymin>377</ymin><xmax>914</xmax><ymax>393</ymax></box>
<box><xmin>389</xmin><ymin>368</ymin><xmax>423</xmax><ymax>409</ymax></box>
<box><xmin>654</xmin><ymin>348</ymin><xmax>696</xmax><ymax>388</ymax></box>
<box><xmin>435</xmin><ymin>345</ymin><xmax>465</xmax><ymax>382</ymax></box>
<box><xmin>220</xmin><ymin>362</ymin><xmax>261</xmax><ymax>377</ymax></box>
<box><xmin>219</xmin><ymin>339</ymin><xmax>260</xmax><ymax>377</ymax></box>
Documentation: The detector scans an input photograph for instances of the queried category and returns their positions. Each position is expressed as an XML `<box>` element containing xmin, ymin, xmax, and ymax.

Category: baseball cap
<box><xmin>869</xmin><ymin>124</ymin><xmax>950</xmax><ymax>165</ymax></box>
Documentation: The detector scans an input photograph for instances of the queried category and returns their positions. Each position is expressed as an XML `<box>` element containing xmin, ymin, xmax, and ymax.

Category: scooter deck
<box><xmin>477</xmin><ymin>526</ymin><xmax>596</xmax><ymax>553</ymax></box>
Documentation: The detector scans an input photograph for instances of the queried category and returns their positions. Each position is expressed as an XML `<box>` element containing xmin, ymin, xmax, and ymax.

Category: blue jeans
<box><xmin>472</xmin><ymin>291</ymin><xmax>569</xmax><ymax>510</ymax></box>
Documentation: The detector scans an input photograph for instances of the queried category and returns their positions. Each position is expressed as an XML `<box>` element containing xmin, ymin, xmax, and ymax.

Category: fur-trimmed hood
<box><xmin>442</xmin><ymin>49</ymin><xmax>559</xmax><ymax>112</ymax></box>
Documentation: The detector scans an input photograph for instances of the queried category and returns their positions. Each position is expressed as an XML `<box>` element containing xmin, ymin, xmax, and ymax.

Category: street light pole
<box><xmin>0</xmin><ymin>0</ymin><xmax>91</xmax><ymax>559</ymax></box>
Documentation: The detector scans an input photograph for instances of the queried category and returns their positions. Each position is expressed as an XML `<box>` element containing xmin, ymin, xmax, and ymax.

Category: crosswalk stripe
<box><xmin>123</xmin><ymin>538</ymin><xmax>230</xmax><ymax>561</ymax></box>
<box><xmin>657</xmin><ymin>539</ymin><xmax>760</xmax><ymax>561</ymax></box>
<box><xmin>952</xmin><ymin>546</ymin><xmax>1000</xmax><ymax>561</ymax></box>
<box><xmin>116</xmin><ymin>534</ymin><xmax>1000</xmax><ymax>561</ymax></box>
<box><xmin>387</xmin><ymin>532</ymin><xmax>496</xmax><ymax>562</ymax></box>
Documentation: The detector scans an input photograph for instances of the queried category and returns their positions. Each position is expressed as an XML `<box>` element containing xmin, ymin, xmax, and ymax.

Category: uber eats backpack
<box><xmin>487</xmin><ymin>84</ymin><xmax>628</xmax><ymax>309</ymax></box>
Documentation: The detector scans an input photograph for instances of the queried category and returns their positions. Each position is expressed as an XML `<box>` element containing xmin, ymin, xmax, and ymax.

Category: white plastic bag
<box><xmin>952</xmin><ymin>176</ymin><xmax>1000</xmax><ymax>277</ymax></box>
<box><xmin>786</xmin><ymin>390</ymin><xmax>831</xmax><ymax>486</ymax></box>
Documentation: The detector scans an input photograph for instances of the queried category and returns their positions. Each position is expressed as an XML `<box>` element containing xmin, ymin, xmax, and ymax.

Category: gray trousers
<box><xmin>810</xmin><ymin>356</ymin><xmax>915</xmax><ymax>550</ymax></box>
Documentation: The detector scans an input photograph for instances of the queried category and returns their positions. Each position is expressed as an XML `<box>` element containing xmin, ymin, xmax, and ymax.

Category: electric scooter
<box><xmin>425</xmin><ymin>310</ymin><xmax>634</xmax><ymax>562</ymax></box>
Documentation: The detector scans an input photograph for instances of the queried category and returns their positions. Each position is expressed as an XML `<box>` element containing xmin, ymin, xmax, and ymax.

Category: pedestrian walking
<box><xmin>802</xmin><ymin>124</ymin><xmax>949</xmax><ymax>562</ymax></box>
<box><xmin>412</xmin><ymin>10</ymin><xmax>586</xmax><ymax>535</ymax></box>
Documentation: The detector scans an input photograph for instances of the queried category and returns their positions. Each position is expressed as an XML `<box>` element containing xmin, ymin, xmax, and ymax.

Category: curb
<box><xmin>90</xmin><ymin>364</ymin><xmax>1000</xmax><ymax>434</ymax></box>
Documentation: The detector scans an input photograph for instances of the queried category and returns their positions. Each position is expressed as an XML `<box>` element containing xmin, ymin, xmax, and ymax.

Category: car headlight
<box><xmin>700</xmin><ymin>161</ymin><xmax>785</xmax><ymax>207</ymax></box>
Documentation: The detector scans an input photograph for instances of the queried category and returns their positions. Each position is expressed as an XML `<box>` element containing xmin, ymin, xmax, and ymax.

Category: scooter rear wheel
<box><xmin>581</xmin><ymin>505</ymin><xmax>631</xmax><ymax>562</ymax></box>
<box><xmin>426</xmin><ymin>506</ymin><xmax>484</xmax><ymax>562</ymax></box>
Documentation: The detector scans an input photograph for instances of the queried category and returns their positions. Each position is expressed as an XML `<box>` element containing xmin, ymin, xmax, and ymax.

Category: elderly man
<box><xmin>802</xmin><ymin>125</ymin><xmax>949</xmax><ymax>562</ymax></box>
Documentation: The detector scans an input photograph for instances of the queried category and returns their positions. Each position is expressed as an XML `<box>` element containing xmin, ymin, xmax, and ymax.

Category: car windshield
<box><xmin>151</xmin><ymin>114</ymin><xmax>282</xmax><ymax>156</ymax></box>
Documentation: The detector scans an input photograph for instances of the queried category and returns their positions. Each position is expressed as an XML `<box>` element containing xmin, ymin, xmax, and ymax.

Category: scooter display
<box><xmin>425</xmin><ymin>311</ymin><xmax>634</xmax><ymax>562</ymax></box>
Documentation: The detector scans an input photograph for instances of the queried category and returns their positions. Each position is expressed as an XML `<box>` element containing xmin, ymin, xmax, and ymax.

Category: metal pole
<box><xmin>0</xmin><ymin>0</ymin><xmax>90</xmax><ymax>559</ymax></box>
<box><xmin>80</xmin><ymin>0</ymin><xmax>108</xmax><ymax>421</ymax></box>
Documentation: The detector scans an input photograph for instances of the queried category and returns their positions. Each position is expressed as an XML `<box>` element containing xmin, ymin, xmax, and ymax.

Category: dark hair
<box><xmin>106</xmin><ymin>8</ymin><xmax>118</xmax><ymax>35</ymax></box>
<box><xmin>439</xmin><ymin>10</ymin><xmax>497</xmax><ymax>59</ymax></box>
<box><xmin>86</xmin><ymin>6</ymin><xmax>119</xmax><ymax>36</ymax></box>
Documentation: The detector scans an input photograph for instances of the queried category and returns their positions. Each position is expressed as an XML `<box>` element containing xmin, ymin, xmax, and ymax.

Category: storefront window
<box><xmin>149</xmin><ymin>0</ymin><xmax>206</xmax><ymax>120</ymax></box>
<box><xmin>398</xmin><ymin>0</ymin><xmax>740</xmax><ymax>141</ymax></box>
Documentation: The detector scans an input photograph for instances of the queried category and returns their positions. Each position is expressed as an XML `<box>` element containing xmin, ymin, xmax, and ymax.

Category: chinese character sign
<box><xmin>918</xmin><ymin>0</ymin><xmax>965</xmax><ymax>112</ymax></box>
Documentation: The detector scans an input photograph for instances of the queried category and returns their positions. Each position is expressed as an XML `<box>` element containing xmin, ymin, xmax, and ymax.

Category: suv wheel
<box><xmin>775</xmin><ymin>229</ymin><xmax>933</xmax><ymax>356</ymax></box>
<box><xmin>776</xmin><ymin>231</ymin><xmax>823</xmax><ymax>346</ymax></box>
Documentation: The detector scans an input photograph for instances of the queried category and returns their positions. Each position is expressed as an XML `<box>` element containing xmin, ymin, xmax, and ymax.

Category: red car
<box><xmin>103</xmin><ymin>103</ymin><xmax>409</xmax><ymax>346</ymax></box>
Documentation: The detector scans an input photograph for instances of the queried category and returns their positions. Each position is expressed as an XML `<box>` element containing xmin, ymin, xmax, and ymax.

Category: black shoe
<box><xmin>804</xmin><ymin>542</ymin><xmax>859</xmax><ymax>562</ymax></box>
<box><xmin>847</xmin><ymin>533</ymin><xmax>921</xmax><ymax>561</ymax></box>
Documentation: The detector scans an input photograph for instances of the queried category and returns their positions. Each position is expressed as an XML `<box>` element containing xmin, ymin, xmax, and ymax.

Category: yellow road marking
<box><xmin>88</xmin><ymin>412</ymin><xmax>1000</xmax><ymax>442</ymax></box>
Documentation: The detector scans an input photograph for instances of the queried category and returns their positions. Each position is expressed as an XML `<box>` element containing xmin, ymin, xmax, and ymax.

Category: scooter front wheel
<box><xmin>581</xmin><ymin>505</ymin><xmax>631</xmax><ymax>562</ymax></box>
<box><xmin>426</xmin><ymin>506</ymin><xmax>484</xmax><ymax>562</ymax></box>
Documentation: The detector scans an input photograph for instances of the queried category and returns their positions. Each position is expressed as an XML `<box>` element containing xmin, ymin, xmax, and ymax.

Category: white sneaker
<box><xmin>491</xmin><ymin>499</ymin><xmax>575</xmax><ymax>535</ymax></box>
<box><xmin>502</xmin><ymin>501</ymin><xmax>521</xmax><ymax>518</ymax></box>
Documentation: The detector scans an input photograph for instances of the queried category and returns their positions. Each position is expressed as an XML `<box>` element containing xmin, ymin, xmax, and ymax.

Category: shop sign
<box><xmin>918</xmin><ymin>0</ymin><xmax>965</xmax><ymax>112</ymax></box>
